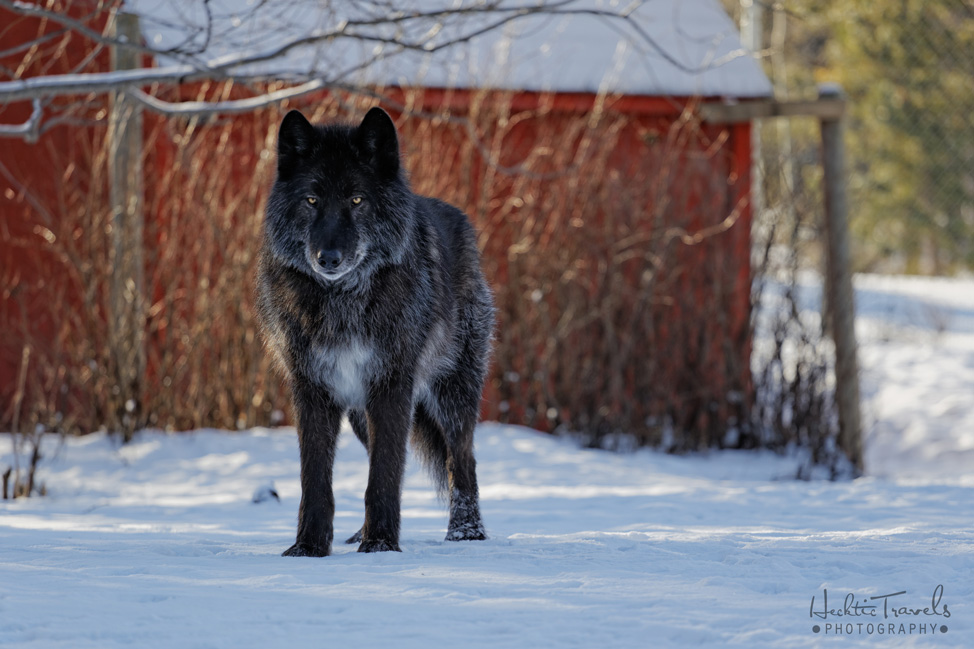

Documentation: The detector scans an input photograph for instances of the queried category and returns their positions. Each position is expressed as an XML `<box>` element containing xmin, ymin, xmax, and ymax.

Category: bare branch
<box><xmin>201</xmin><ymin>2</ymin><xmax>564</xmax><ymax>72</ymax></box>
<box><xmin>0</xmin><ymin>98</ymin><xmax>41</xmax><ymax>141</ymax></box>
<box><xmin>0</xmin><ymin>64</ymin><xmax>206</xmax><ymax>101</ymax></box>
<box><xmin>0</xmin><ymin>26</ymin><xmax>69</xmax><ymax>60</ymax></box>
<box><xmin>0</xmin><ymin>1</ymin><xmax>762</xmax><ymax>137</ymax></box>
<box><xmin>0</xmin><ymin>0</ymin><xmax>205</xmax><ymax>67</ymax></box>
<box><xmin>126</xmin><ymin>79</ymin><xmax>328</xmax><ymax>115</ymax></box>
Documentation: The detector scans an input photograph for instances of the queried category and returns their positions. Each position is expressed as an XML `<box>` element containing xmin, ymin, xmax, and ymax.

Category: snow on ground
<box><xmin>854</xmin><ymin>274</ymin><xmax>974</xmax><ymax>482</ymax></box>
<box><xmin>2</xmin><ymin>274</ymin><xmax>972</xmax><ymax>648</ymax></box>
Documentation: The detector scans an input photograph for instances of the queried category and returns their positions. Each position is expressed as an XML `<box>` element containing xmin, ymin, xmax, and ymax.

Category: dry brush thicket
<box><xmin>4</xmin><ymin>86</ymin><xmax>759</xmax><ymax>452</ymax></box>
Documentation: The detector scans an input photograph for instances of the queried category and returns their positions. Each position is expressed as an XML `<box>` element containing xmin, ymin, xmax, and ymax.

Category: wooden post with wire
<box><xmin>109</xmin><ymin>11</ymin><xmax>145</xmax><ymax>440</ymax></box>
<box><xmin>818</xmin><ymin>85</ymin><xmax>863</xmax><ymax>473</ymax></box>
<box><xmin>699</xmin><ymin>88</ymin><xmax>864</xmax><ymax>474</ymax></box>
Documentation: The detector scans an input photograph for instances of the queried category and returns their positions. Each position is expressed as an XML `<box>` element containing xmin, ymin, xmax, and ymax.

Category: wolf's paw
<box><xmin>345</xmin><ymin>528</ymin><xmax>363</xmax><ymax>544</ymax></box>
<box><xmin>445</xmin><ymin>523</ymin><xmax>487</xmax><ymax>542</ymax></box>
<box><xmin>282</xmin><ymin>542</ymin><xmax>330</xmax><ymax>557</ymax></box>
<box><xmin>357</xmin><ymin>538</ymin><xmax>401</xmax><ymax>553</ymax></box>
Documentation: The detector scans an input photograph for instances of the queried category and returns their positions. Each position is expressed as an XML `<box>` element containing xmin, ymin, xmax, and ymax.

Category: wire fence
<box><xmin>716</xmin><ymin>0</ymin><xmax>974</xmax><ymax>479</ymax></box>
<box><xmin>734</xmin><ymin>0</ymin><xmax>974</xmax><ymax>275</ymax></box>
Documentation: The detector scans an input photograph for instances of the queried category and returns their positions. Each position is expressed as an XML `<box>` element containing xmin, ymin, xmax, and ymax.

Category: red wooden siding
<box><xmin>2</xmin><ymin>13</ymin><xmax>754</xmax><ymax>444</ymax></box>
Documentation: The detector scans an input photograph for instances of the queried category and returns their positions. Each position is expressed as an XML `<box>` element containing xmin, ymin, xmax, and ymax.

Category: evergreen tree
<box><xmin>825</xmin><ymin>0</ymin><xmax>974</xmax><ymax>272</ymax></box>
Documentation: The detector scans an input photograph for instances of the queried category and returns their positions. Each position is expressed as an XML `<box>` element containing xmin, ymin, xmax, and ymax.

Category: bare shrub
<box><xmin>138</xmin><ymin>93</ymin><xmax>287</xmax><ymax>432</ymax></box>
<box><xmin>749</xmin><ymin>154</ymin><xmax>853</xmax><ymax>480</ymax></box>
<box><xmin>4</xmin><ymin>85</ymin><xmax>756</xmax><ymax>455</ymax></box>
<box><xmin>395</xmin><ymin>90</ymin><xmax>754</xmax><ymax>450</ymax></box>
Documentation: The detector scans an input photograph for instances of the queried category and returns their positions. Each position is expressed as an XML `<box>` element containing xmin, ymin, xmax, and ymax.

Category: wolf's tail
<box><xmin>409</xmin><ymin>405</ymin><xmax>450</xmax><ymax>500</ymax></box>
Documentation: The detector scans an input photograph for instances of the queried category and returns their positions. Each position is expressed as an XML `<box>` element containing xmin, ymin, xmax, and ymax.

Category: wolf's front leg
<box><xmin>283</xmin><ymin>381</ymin><xmax>342</xmax><ymax>557</ymax></box>
<box><xmin>359</xmin><ymin>375</ymin><xmax>412</xmax><ymax>552</ymax></box>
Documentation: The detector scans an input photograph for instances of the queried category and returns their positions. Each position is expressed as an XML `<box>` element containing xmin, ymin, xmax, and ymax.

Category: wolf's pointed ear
<box><xmin>277</xmin><ymin>110</ymin><xmax>316</xmax><ymax>176</ymax></box>
<box><xmin>356</xmin><ymin>107</ymin><xmax>399</xmax><ymax>178</ymax></box>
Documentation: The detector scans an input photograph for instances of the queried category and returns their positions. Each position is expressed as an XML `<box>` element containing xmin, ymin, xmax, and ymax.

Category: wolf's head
<box><xmin>263</xmin><ymin>107</ymin><xmax>414</xmax><ymax>285</ymax></box>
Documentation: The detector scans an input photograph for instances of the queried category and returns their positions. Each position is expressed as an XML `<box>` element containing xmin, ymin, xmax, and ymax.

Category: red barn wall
<box><xmin>2</xmin><ymin>28</ymin><xmax>753</xmax><ymax>445</ymax></box>
<box><xmin>0</xmin><ymin>1</ymin><xmax>116</xmax><ymax>421</ymax></box>
<box><xmin>382</xmin><ymin>89</ymin><xmax>753</xmax><ymax>443</ymax></box>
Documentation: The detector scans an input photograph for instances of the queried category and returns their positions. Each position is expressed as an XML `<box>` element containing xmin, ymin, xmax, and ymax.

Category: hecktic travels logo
<box><xmin>809</xmin><ymin>585</ymin><xmax>951</xmax><ymax>636</ymax></box>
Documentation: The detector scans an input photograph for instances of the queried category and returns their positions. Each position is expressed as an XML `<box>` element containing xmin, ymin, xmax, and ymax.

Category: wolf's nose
<box><xmin>316</xmin><ymin>249</ymin><xmax>343</xmax><ymax>269</ymax></box>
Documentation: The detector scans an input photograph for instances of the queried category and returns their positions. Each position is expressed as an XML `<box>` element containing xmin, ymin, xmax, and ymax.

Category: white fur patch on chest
<box><xmin>310</xmin><ymin>338</ymin><xmax>373</xmax><ymax>407</ymax></box>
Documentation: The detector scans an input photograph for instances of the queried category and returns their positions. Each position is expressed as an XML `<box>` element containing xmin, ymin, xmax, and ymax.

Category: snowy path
<box><xmin>3</xmin><ymin>273</ymin><xmax>974</xmax><ymax>648</ymax></box>
<box><xmin>2</xmin><ymin>424</ymin><xmax>971</xmax><ymax>648</ymax></box>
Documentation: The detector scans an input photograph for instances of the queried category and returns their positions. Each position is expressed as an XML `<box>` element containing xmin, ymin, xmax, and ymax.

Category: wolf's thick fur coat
<box><xmin>256</xmin><ymin>108</ymin><xmax>494</xmax><ymax>556</ymax></box>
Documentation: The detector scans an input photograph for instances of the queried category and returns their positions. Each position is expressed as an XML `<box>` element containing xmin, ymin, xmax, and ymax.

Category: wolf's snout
<box><xmin>316</xmin><ymin>249</ymin><xmax>344</xmax><ymax>270</ymax></box>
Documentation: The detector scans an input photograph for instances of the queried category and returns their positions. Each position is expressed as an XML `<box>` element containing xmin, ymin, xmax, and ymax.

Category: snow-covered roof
<box><xmin>126</xmin><ymin>0</ymin><xmax>772</xmax><ymax>98</ymax></box>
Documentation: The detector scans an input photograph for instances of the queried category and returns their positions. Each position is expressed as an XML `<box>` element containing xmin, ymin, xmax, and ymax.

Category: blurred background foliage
<box><xmin>725</xmin><ymin>0</ymin><xmax>974</xmax><ymax>274</ymax></box>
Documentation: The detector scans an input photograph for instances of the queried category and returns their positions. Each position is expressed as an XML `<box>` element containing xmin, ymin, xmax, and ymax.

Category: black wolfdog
<box><xmin>256</xmin><ymin>107</ymin><xmax>494</xmax><ymax>556</ymax></box>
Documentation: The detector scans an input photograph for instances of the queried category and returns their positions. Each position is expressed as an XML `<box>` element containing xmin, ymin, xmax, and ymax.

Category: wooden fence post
<box><xmin>740</xmin><ymin>0</ymin><xmax>765</xmax><ymax>223</ymax></box>
<box><xmin>819</xmin><ymin>85</ymin><xmax>863</xmax><ymax>474</ymax></box>
<box><xmin>109</xmin><ymin>11</ymin><xmax>145</xmax><ymax>439</ymax></box>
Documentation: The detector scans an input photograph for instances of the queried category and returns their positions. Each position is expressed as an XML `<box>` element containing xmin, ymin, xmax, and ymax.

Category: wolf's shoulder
<box><xmin>414</xmin><ymin>195</ymin><xmax>476</xmax><ymax>241</ymax></box>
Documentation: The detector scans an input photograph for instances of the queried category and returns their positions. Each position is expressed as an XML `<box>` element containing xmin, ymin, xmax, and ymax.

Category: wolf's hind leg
<box><xmin>421</xmin><ymin>384</ymin><xmax>486</xmax><ymax>542</ymax></box>
<box><xmin>348</xmin><ymin>409</ymin><xmax>369</xmax><ymax>450</ymax></box>
<box><xmin>443</xmin><ymin>423</ymin><xmax>487</xmax><ymax>541</ymax></box>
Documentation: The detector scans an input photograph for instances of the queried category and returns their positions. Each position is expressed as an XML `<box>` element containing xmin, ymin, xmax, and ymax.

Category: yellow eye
<box><xmin>307</xmin><ymin>196</ymin><xmax>317</xmax><ymax>205</ymax></box>
<box><xmin>351</xmin><ymin>196</ymin><xmax>363</xmax><ymax>206</ymax></box>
